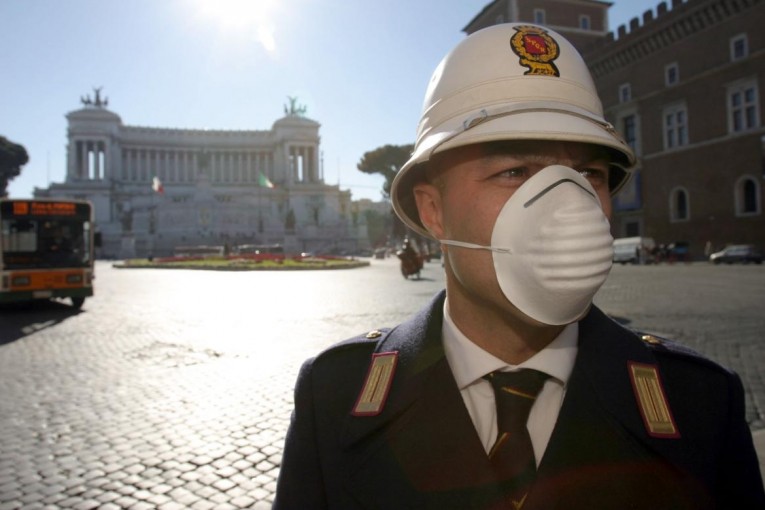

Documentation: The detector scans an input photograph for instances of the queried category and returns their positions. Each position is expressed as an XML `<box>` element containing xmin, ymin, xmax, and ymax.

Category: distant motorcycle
<box><xmin>397</xmin><ymin>243</ymin><xmax>424</xmax><ymax>279</ymax></box>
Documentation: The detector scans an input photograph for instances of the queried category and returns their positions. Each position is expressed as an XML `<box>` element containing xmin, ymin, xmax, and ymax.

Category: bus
<box><xmin>0</xmin><ymin>198</ymin><xmax>95</xmax><ymax>308</ymax></box>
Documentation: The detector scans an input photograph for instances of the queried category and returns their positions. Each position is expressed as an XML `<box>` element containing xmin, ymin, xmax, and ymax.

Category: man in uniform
<box><xmin>273</xmin><ymin>24</ymin><xmax>765</xmax><ymax>509</ymax></box>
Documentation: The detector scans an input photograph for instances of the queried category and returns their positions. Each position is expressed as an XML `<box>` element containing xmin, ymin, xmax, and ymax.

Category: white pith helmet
<box><xmin>391</xmin><ymin>23</ymin><xmax>636</xmax><ymax>239</ymax></box>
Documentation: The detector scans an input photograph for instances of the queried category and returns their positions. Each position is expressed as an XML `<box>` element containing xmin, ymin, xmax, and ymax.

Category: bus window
<box><xmin>2</xmin><ymin>219</ymin><xmax>38</xmax><ymax>252</ymax></box>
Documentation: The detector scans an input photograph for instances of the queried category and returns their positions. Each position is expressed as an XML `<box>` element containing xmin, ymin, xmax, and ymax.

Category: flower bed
<box><xmin>114</xmin><ymin>255</ymin><xmax>369</xmax><ymax>271</ymax></box>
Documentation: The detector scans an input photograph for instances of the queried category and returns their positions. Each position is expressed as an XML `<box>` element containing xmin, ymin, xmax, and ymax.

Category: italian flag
<box><xmin>152</xmin><ymin>176</ymin><xmax>164</xmax><ymax>194</ymax></box>
<box><xmin>258</xmin><ymin>172</ymin><xmax>275</xmax><ymax>188</ymax></box>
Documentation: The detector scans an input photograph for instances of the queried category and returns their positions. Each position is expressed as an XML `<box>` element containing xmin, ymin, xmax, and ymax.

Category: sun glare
<box><xmin>192</xmin><ymin>0</ymin><xmax>279</xmax><ymax>55</ymax></box>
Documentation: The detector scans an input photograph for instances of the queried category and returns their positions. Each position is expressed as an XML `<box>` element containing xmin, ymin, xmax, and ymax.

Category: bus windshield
<box><xmin>2</xmin><ymin>216</ymin><xmax>92</xmax><ymax>269</ymax></box>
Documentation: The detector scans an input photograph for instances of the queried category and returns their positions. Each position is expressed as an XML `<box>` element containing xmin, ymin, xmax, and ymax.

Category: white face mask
<box><xmin>441</xmin><ymin>165</ymin><xmax>613</xmax><ymax>325</ymax></box>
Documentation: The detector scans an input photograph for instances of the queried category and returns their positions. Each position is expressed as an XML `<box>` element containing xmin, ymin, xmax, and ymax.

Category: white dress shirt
<box><xmin>441</xmin><ymin>299</ymin><xmax>578</xmax><ymax>466</ymax></box>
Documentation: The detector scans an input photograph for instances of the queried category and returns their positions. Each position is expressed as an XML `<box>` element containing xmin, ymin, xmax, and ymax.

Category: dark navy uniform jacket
<box><xmin>274</xmin><ymin>291</ymin><xmax>765</xmax><ymax>509</ymax></box>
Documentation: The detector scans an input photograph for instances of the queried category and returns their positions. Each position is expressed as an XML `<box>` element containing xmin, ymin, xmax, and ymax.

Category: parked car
<box><xmin>666</xmin><ymin>241</ymin><xmax>690</xmax><ymax>263</ymax></box>
<box><xmin>613</xmin><ymin>236</ymin><xmax>656</xmax><ymax>264</ymax></box>
<box><xmin>709</xmin><ymin>244</ymin><xmax>763</xmax><ymax>264</ymax></box>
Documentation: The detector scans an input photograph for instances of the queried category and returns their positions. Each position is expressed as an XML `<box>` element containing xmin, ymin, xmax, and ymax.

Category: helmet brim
<box><xmin>391</xmin><ymin>109</ymin><xmax>636</xmax><ymax>239</ymax></box>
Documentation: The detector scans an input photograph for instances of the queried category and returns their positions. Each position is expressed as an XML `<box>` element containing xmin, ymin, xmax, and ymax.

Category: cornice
<box><xmin>585</xmin><ymin>0</ymin><xmax>761</xmax><ymax>77</ymax></box>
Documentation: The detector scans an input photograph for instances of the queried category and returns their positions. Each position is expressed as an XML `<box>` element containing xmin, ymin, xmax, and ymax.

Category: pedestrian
<box><xmin>273</xmin><ymin>24</ymin><xmax>765</xmax><ymax>509</ymax></box>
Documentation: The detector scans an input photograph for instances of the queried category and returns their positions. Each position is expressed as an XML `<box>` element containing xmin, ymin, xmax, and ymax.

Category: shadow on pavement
<box><xmin>0</xmin><ymin>300</ymin><xmax>82</xmax><ymax>345</ymax></box>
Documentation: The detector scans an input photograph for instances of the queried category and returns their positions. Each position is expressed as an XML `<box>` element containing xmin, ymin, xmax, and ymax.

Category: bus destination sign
<box><xmin>12</xmin><ymin>201</ymin><xmax>78</xmax><ymax>216</ymax></box>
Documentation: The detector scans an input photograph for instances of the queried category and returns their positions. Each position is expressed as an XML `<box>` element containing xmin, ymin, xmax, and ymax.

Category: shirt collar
<box><xmin>442</xmin><ymin>298</ymin><xmax>579</xmax><ymax>390</ymax></box>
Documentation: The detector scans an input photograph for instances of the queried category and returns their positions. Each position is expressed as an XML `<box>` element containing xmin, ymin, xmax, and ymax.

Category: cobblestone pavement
<box><xmin>0</xmin><ymin>258</ymin><xmax>763</xmax><ymax>509</ymax></box>
<box><xmin>593</xmin><ymin>262</ymin><xmax>765</xmax><ymax>430</ymax></box>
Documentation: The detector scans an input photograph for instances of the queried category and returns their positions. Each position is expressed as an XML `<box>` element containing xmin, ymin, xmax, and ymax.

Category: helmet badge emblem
<box><xmin>510</xmin><ymin>25</ymin><xmax>560</xmax><ymax>77</ymax></box>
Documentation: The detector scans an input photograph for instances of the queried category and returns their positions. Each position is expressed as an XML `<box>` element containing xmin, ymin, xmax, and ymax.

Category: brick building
<box><xmin>465</xmin><ymin>0</ymin><xmax>764</xmax><ymax>259</ymax></box>
<box><xmin>464</xmin><ymin>0</ymin><xmax>612</xmax><ymax>50</ymax></box>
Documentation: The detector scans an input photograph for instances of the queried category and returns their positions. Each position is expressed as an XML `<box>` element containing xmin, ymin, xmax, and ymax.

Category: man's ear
<box><xmin>413</xmin><ymin>182</ymin><xmax>444</xmax><ymax>239</ymax></box>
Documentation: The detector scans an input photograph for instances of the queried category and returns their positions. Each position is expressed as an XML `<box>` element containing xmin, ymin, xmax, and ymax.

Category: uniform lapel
<box><xmin>528</xmin><ymin>306</ymin><xmax>708</xmax><ymax>510</ymax></box>
<box><xmin>341</xmin><ymin>292</ymin><xmax>505</xmax><ymax>509</ymax></box>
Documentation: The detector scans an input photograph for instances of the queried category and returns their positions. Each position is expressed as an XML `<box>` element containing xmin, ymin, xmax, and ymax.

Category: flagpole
<box><xmin>150</xmin><ymin>182</ymin><xmax>155</xmax><ymax>260</ymax></box>
<box><xmin>150</xmin><ymin>176</ymin><xmax>164</xmax><ymax>259</ymax></box>
<box><xmin>256</xmin><ymin>171</ymin><xmax>274</xmax><ymax>240</ymax></box>
<box><xmin>258</xmin><ymin>174</ymin><xmax>262</xmax><ymax>240</ymax></box>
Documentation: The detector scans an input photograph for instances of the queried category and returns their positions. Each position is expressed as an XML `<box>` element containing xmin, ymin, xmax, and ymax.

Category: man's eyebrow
<box><xmin>576</xmin><ymin>158</ymin><xmax>612</xmax><ymax>170</ymax></box>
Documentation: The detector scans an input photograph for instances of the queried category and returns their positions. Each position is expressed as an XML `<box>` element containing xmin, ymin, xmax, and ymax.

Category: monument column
<box><xmin>145</xmin><ymin>148</ymin><xmax>152</xmax><ymax>182</ymax></box>
<box><xmin>79</xmin><ymin>141</ymin><xmax>87</xmax><ymax>179</ymax></box>
<box><xmin>88</xmin><ymin>142</ymin><xmax>94</xmax><ymax>179</ymax></box>
<box><xmin>66</xmin><ymin>140</ymin><xmax>74</xmax><ymax>180</ymax></box>
<box><xmin>90</xmin><ymin>142</ymin><xmax>96</xmax><ymax>180</ymax></box>
<box><xmin>97</xmin><ymin>141</ymin><xmax>104</xmax><ymax>180</ymax></box>
<box><xmin>138</xmin><ymin>148</ymin><xmax>144</xmax><ymax>182</ymax></box>
<box><xmin>285</xmin><ymin>145</ymin><xmax>294</xmax><ymax>186</ymax></box>
<box><xmin>299</xmin><ymin>147</ymin><xmax>306</xmax><ymax>182</ymax></box>
<box><xmin>92</xmin><ymin>142</ymin><xmax>98</xmax><ymax>180</ymax></box>
<box><xmin>315</xmin><ymin>145</ymin><xmax>320</xmax><ymax>182</ymax></box>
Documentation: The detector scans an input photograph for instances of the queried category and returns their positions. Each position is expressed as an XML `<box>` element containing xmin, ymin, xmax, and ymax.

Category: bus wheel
<box><xmin>71</xmin><ymin>297</ymin><xmax>85</xmax><ymax>309</ymax></box>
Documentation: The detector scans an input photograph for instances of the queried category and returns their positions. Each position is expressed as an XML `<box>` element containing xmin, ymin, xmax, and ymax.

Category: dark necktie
<box><xmin>484</xmin><ymin>369</ymin><xmax>549</xmax><ymax>508</ymax></box>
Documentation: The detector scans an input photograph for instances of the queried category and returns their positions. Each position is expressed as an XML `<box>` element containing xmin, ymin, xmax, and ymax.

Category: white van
<box><xmin>613</xmin><ymin>237</ymin><xmax>656</xmax><ymax>264</ymax></box>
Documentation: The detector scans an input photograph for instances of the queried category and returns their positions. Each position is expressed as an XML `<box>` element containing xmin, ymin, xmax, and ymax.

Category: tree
<box><xmin>0</xmin><ymin>136</ymin><xmax>29</xmax><ymax>197</ymax></box>
<box><xmin>364</xmin><ymin>209</ymin><xmax>392</xmax><ymax>248</ymax></box>
<box><xmin>356</xmin><ymin>143</ymin><xmax>414</xmax><ymax>198</ymax></box>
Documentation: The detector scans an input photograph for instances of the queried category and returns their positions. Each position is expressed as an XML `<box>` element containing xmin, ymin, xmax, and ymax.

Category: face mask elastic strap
<box><xmin>441</xmin><ymin>239</ymin><xmax>513</xmax><ymax>254</ymax></box>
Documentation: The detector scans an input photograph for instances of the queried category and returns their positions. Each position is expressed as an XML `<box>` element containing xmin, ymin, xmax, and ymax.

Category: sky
<box><xmin>2</xmin><ymin>0</ymin><xmax>649</xmax><ymax>202</ymax></box>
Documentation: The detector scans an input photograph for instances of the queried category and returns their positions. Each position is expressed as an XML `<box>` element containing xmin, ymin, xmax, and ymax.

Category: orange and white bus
<box><xmin>0</xmin><ymin>198</ymin><xmax>95</xmax><ymax>308</ymax></box>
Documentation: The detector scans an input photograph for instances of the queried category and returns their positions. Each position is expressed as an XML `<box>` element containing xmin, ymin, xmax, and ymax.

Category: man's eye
<box><xmin>496</xmin><ymin>167</ymin><xmax>527</xmax><ymax>179</ymax></box>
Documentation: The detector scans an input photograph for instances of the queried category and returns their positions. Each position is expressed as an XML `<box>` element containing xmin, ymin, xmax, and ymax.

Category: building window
<box><xmin>579</xmin><ymin>15</ymin><xmax>591</xmax><ymax>30</ymax></box>
<box><xmin>619</xmin><ymin>83</ymin><xmax>631</xmax><ymax>103</ymax></box>
<box><xmin>534</xmin><ymin>9</ymin><xmax>546</xmax><ymax>25</ymax></box>
<box><xmin>735</xmin><ymin>175</ymin><xmax>761</xmax><ymax>216</ymax></box>
<box><xmin>670</xmin><ymin>187</ymin><xmax>690</xmax><ymax>222</ymax></box>
<box><xmin>665</xmin><ymin>63</ymin><xmax>679</xmax><ymax>86</ymax></box>
<box><xmin>730</xmin><ymin>34</ymin><xmax>748</xmax><ymax>61</ymax></box>
<box><xmin>663</xmin><ymin>104</ymin><xmax>688</xmax><ymax>149</ymax></box>
<box><xmin>728</xmin><ymin>80</ymin><xmax>759</xmax><ymax>133</ymax></box>
<box><xmin>622</xmin><ymin>114</ymin><xmax>638</xmax><ymax>151</ymax></box>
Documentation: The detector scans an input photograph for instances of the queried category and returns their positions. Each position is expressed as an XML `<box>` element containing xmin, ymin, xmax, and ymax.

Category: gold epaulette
<box><xmin>352</xmin><ymin>351</ymin><xmax>398</xmax><ymax>417</ymax></box>
<box><xmin>628</xmin><ymin>361</ymin><xmax>680</xmax><ymax>438</ymax></box>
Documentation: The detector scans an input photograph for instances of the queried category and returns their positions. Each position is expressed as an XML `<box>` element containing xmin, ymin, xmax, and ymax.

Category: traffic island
<box><xmin>113</xmin><ymin>256</ymin><xmax>370</xmax><ymax>271</ymax></box>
